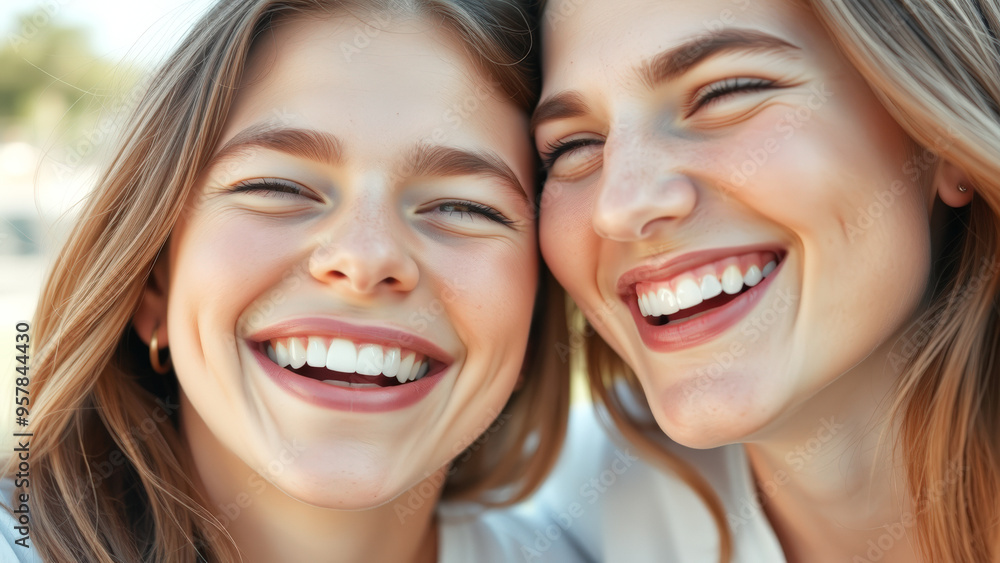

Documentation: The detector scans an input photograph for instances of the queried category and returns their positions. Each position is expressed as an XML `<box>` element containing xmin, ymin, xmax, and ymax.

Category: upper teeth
<box><xmin>637</xmin><ymin>257</ymin><xmax>778</xmax><ymax>318</ymax></box>
<box><xmin>265</xmin><ymin>337</ymin><xmax>430</xmax><ymax>384</ymax></box>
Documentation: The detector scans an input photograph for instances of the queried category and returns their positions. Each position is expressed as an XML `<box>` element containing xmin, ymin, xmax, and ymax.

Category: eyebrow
<box><xmin>407</xmin><ymin>144</ymin><xmax>529</xmax><ymax>205</ymax></box>
<box><xmin>207</xmin><ymin>125</ymin><xmax>528</xmax><ymax>204</ymax></box>
<box><xmin>208</xmin><ymin>124</ymin><xmax>343</xmax><ymax>168</ymax></box>
<box><xmin>531</xmin><ymin>29</ymin><xmax>799</xmax><ymax>132</ymax></box>
<box><xmin>530</xmin><ymin>91</ymin><xmax>589</xmax><ymax>136</ymax></box>
<box><xmin>638</xmin><ymin>29</ymin><xmax>798</xmax><ymax>87</ymax></box>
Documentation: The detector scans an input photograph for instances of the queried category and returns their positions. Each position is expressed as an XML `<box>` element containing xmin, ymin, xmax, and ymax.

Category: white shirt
<box><xmin>439</xmin><ymin>502</ymin><xmax>592</xmax><ymax>562</ymax></box>
<box><xmin>511</xmin><ymin>406</ymin><xmax>786</xmax><ymax>563</ymax></box>
<box><xmin>0</xmin><ymin>477</ymin><xmax>590</xmax><ymax>562</ymax></box>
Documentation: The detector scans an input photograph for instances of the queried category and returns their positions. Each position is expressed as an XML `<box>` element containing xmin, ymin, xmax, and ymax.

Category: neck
<box><xmin>743</xmin><ymin>342</ymin><xmax>919</xmax><ymax>563</ymax></box>
<box><xmin>179</xmin><ymin>397</ymin><xmax>440</xmax><ymax>563</ymax></box>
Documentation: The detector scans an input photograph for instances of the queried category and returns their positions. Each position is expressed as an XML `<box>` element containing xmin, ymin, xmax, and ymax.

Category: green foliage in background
<box><xmin>0</xmin><ymin>8</ymin><xmax>143</xmax><ymax>144</ymax></box>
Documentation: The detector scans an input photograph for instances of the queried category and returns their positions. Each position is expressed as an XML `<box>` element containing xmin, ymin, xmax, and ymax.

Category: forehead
<box><xmin>540</xmin><ymin>0</ymin><xmax>813</xmax><ymax>91</ymax></box>
<box><xmin>222</xmin><ymin>15</ymin><xmax>523</xmax><ymax>156</ymax></box>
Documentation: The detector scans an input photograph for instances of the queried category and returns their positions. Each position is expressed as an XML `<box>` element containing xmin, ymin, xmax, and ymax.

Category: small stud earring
<box><xmin>958</xmin><ymin>184</ymin><xmax>969</xmax><ymax>193</ymax></box>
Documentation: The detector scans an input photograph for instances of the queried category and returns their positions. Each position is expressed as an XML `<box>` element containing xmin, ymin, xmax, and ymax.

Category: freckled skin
<box><xmin>536</xmin><ymin>0</ymin><xmax>932</xmax><ymax>448</ymax></box>
<box><xmin>135</xmin><ymin>14</ymin><xmax>537</xmax><ymax>563</ymax></box>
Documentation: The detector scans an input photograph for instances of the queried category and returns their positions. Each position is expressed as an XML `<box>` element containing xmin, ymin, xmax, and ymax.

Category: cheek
<box><xmin>435</xmin><ymin>239</ymin><xmax>539</xmax><ymax>350</ymax></box>
<box><xmin>169</xmin><ymin>214</ymin><xmax>304</xmax><ymax>350</ymax></box>
<box><xmin>433</xmin><ymin>240</ymin><xmax>538</xmax><ymax>436</ymax></box>
<box><xmin>539</xmin><ymin>183</ymin><xmax>596</xmax><ymax>295</ymax></box>
<box><xmin>715</xmin><ymin>106</ymin><xmax>932</xmax><ymax>356</ymax></box>
<box><xmin>715</xmin><ymin>98</ymin><xmax>927</xmax><ymax>256</ymax></box>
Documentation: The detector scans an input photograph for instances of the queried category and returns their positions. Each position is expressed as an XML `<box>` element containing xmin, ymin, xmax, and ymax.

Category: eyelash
<box><xmin>231</xmin><ymin>178</ymin><xmax>310</xmax><ymax>198</ymax></box>
<box><xmin>688</xmin><ymin>77</ymin><xmax>776</xmax><ymax>115</ymax></box>
<box><xmin>435</xmin><ymin>200</ymin><xmax>514</xmax><ymax>226</ymax></box>
<box><xmin>541</xmin><ymin>138</ymin><xmax>603</xmax><ymax>171</ymax></box>
<box><xmin>231</xmin><ymin>181</ymin><xmax>511</xmax><ymax>226</ymax></box>
<box><xmin>539</xmin><ymin>77</ymin><xmax>778</xmax><ymax>170</ymax></box>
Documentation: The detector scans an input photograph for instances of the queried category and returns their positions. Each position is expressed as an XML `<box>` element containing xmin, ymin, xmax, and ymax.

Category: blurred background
<box><xmin>0</xmin><ymin>0</ymin><xmax>215</xmax><ymax>445</ymax></box>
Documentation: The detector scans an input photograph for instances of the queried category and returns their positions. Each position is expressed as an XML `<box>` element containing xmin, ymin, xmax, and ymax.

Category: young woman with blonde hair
<box><xmin>528</xmin><ymin>0</ymin><xmax>1000</xmax><ymax>561</ymax></box>
<box><xmin>0</xmin><ymin>0</ymin><xmax>576</xmax><ymax>561</ymax></box>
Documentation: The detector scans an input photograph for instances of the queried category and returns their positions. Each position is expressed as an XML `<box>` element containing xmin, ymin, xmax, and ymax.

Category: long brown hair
<box><xmin>5</xmin><ymin>1</ymin><xmax>568</xmax><ymax>561</ymax></box>
<box><xmin>577</xmin><ymin>1</ymin><xmax>1000</xmax><ymax>561</ymax></box>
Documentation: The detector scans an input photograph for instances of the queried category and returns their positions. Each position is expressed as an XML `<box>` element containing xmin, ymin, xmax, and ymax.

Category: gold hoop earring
<box><xmin>150</xmin><ymin>323</ymin><xmax>172</xmax><ymax>374</ymax></box>
<box><xmin>958</xmin><ymin>184</ymin><xmax>969</xmax><ymax>193</ymax></box>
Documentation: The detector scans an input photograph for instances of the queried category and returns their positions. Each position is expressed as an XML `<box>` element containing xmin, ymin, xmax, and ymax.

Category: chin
<box><xmin>641</xmin><ymin>366</ymin><xmax>778</xmax><ymax>450</ymax></box>
<box><xmin>253</xmin><ymin>442</ymin><xmax>413</xmax><ymax>508</ymax></box>
<box><xmin>268</xmin><ymin>467</ymin><xmax>409</xmax><ymax>510</ymax></box>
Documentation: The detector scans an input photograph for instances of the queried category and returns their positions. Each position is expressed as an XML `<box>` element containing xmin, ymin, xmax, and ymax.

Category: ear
<box><xmin>133</xmin><ymin>255</ymin><xmax>170</xmax><ymax>348</ymax></box>
<box><xmin>934</xmin><ymin>158</ymin><xmax>975</xmax><ymax>208</ymax></box>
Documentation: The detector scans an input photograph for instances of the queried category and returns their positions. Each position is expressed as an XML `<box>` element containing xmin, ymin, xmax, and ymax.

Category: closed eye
<box><xmin>432</xmin><ymin>200</ymin><xmax>514</xmax><ymax>226</ymax></box>
<box><xmin>540</xmin><ymin>138</ymin><xmax>604</xmax><ymax>171</ymax></box>
<box><xmin>231</xmin><ymin>178</ymin><xmax>316</xmax><ymax>200</ymax></box>
<box><xmin>686</xmin><ymin>77</ymin><xmax>777</xmax><ymax>116</ymax></box>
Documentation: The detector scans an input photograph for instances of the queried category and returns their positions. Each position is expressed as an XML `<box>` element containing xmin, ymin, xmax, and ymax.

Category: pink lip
<box><xmin>248</xmin><ymin>317</ymin><xmax>454</xmax><ymax>365</ymax></box>
<box><xmin>246</xmin><ymin>317</ymin><xmax>454</xmax><ymax>413</ymax></box>
<box><xmin>618</xmin><ymin>245</ymin><xmax>787</xmax><ymax>353</ymax></box>
<box><xmin>616</xmin><ymin>243</ymin><xmax>786</xmax><ymax>296</ymax></box>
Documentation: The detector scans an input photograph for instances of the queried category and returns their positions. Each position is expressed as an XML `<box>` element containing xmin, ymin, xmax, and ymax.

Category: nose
<box><xmin>308</xmin><ymin>202</ymin><xmax>419</xmax><ymax>295</ymax></box>
<box><xmin>591</xmin><ymin>136</ymin><xmax>697</xmax><ymax>241</ymax></box>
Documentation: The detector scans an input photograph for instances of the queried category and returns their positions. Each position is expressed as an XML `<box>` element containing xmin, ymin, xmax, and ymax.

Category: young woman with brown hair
<box><xmin>0</xmin><ymin>1</ymin><xmax>575</xmax><ymax>561</ymax></box>
<box><xmin>530</xmin><ymin>0</ymin><xmax>1000</xmax><ymax>561</ymax></box>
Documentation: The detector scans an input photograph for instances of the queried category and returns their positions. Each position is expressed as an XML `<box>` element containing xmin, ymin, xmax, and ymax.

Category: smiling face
<box><xmin>536</xmin><ymin>0</ymin><xmax>938</xmax><ymax>447</ymax></box>
<box><xmin>146</xmin><ymin>14</ymin><xmax>537</xmax><ymax>509</ymax></box>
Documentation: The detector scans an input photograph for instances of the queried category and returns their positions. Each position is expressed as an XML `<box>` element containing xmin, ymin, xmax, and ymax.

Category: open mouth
<box><xmin>634</xmin><ymin>250</ymin><xmax>784</xmax><ymax>326</ymax></box>
<box><xmin>259</xmin><ymin>337</ymin><xmax>441</xmax><ymax>388</ymax></box>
